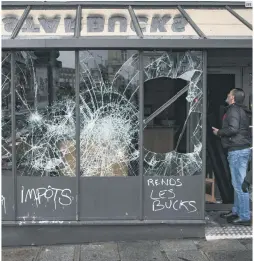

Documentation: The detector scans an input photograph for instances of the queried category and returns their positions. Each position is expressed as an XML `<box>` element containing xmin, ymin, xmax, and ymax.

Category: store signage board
<box><xmin>1</xmin><ymin>9</ymin><xmax>195</xmax><ymax>38</ymax></box>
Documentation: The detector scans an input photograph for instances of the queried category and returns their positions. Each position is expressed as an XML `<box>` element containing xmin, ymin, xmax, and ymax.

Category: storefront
<box><xmin>1</xmin><ymin>1</ymin><xmax>252</xmax><ymax>246</ymax></box>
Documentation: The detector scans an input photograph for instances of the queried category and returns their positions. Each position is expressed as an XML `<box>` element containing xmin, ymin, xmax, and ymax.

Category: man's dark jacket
<box><xmin>218</xmin><ymin>103</ymin><xmax>252</xmax><ymax>151</ymax></box>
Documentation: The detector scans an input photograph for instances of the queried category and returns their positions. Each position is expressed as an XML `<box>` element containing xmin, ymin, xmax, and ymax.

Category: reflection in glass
<box><xmin>143</xmin><ymin>51</ymin><xmax>203</xmax><ymax>176</ymax></box>
<box><xmin>2</xmin><ymin>52</ymin><xmax>12</xmax><ymax>176</ymax></box>
<box><xmin>79</xmin><ymin>50</ymin><xmax>139</xmax><ymax>176</ymax></box>
<box><xmin>15</xmin><ymin>51</ymin><xmax>76</xmax><ymax>176</ymax></box>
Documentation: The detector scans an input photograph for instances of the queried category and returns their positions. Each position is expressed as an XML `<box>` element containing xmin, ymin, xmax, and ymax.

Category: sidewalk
<box><xmin>2</xmin><ymin>238</ymin><xmax>252</xmax><ymax>261</ymax></box>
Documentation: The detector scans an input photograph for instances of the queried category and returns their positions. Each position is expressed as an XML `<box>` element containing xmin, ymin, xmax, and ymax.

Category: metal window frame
<box><xmin>128</xmin><ymin>6</ymin><xmax>143</xmax><ymax>38</ymax></box>
<box><xmin>5</xmin><ymin>47</ymin><xmax>207</xmax><ymax>223</ymax></box>
<box><xmin>1</xmin><ymin>0</ymin><xmax>250</xmax><ymax>245</ymax></box>
<box><xmin>177</xmin><ymin>5</ymin><xmax>206</xmax><ymax>38</ymax></box>
<box><xmin>2</xmin><ymin>1</ymin><xmax>248</xmax><ymax>7</ymax></box>
<box><xmin>10</xmin><ymin>51</ymin><xmax>17</xmax><ymax>221</ymax></box>
<box><xmin>1</xmin><ymin>1</ymin><xmax>250</xmax><ymax>224</ymax></box>
<box><xmin>3</xmin><ymin>2</ymin><xmax>251</xmax><ymax>43</ymax></box>
<box><xmin>225</xmin><ymin>5</ymin><xmax>253</xmax><ymax>30</ymax></box>
<box><xmin>139</xmin><ymin>51</ymin><xmax>144</xmax><ymax>220</ymax></box>
<box><xmin>75</xmin><ymin>5</ymin><xmax>82</xmax><ymax>38</ymax></box>
<box><xmin>201</xmin><ymin>51</ymin><xmax>207</xmax><ymax>219</ymax></box>
<box><xmin>10</xmin><ymin>5</ymin><xmax>31</xmax><ymax>39</ymax></box>
<box><xmin>75</xmin><ymin>50</ymin><xmax>80</xmax><ymax>221</ymax></box>
<box><xmin>2</xmin><ymin>39</ymin><xmax>252</xmax><ymax>49</ymax></box>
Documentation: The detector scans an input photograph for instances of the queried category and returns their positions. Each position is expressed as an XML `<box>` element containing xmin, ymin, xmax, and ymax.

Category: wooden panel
<box><xmin>144</xmin><ymin>128</ymin><xmax>175</xmax><ymax>153</ymax></box>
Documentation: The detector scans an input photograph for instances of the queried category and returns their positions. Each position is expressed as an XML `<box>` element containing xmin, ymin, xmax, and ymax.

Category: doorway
<box><xmin>206</xmin><ymin>68</ymin><xmax>241</xmax><ymax>206</ymax></box>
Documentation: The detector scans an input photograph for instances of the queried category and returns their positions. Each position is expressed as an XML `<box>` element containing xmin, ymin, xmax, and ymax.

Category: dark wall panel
<box><xmin>144</xmin><ymin>175</ymin><xmax>203</xmax><ymax>220</ymax></box>
<box><xmin>2</xmin><ymin>176</ymin><xmax>15</xmax><ymax>220</ymax></box>
<box><xmin>16</xmin><ymin>176</ymin><xmax>76</xmax><ymax>221</ymax></box>
<box><xmin>80</xmin><ymin>177</ymin><xmax>140</xmax><ymax>220</ymax></box>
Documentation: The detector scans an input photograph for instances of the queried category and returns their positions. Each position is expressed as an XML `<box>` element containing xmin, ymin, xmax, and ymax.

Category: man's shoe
<box><xmin>220</xmin><ymin>211</ymin><xmax>238</xmax><ymax>219</ymax></box>
<box><xmin>227</xmin><ymin>214</ymin><xmax>239</xmax><ymax>223</ymax></box>
<box><xmin>231</xmin><ymin>218</ymin><xmax>252</xmax><ymax>226</ymax></box>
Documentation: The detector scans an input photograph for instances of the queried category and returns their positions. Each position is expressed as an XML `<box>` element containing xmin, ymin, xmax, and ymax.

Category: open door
<box><xmin>206</xmin><ymin>67</ymin><xmax>242</xmax><ymax>205</ymax></box>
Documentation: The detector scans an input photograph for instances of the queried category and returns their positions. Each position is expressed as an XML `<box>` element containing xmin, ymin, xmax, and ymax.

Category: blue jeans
<box><xmin>228</xmin><ymin>148</ymin><xmax>251</xmax><ymax>221</ymax></box>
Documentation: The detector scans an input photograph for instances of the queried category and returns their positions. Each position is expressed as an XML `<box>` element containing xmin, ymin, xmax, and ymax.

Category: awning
<box><xmin>1</xmin><ymin>1</ymin><xmax>253</xmax><ymax>49</ymax></box>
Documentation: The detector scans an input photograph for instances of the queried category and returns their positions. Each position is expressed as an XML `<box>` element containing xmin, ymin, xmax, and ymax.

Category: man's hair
<box><xmin>231</xmin><ymin>88</ymin><xmax>245</xmax><ymax>104</ymax></box>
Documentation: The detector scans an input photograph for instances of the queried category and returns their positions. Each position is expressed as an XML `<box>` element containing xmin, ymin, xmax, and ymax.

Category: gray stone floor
<box><xmin>2</xmin><ymin>238</ymin><xmax>253</xmax><ymax>261</ymax></box>
<box><xmin>205</xmin><ymin>211</ymin><xmax>252</xmax><ymax>240</ymax></box>
<box><xmin>3</xmin><ymin>212</ymin><xmax>253</xmax><ymax>260</ymax></box>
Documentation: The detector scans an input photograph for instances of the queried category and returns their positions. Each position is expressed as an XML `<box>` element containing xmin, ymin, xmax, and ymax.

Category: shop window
<box><xmin>13</xmin><ymin>51</ymin><xmax>76</xmax><ymax>176</ymax></box>
<box><xmin>143</xmin><ymin>51</ymin><xmax>203</xmax><ymax>176</ymax></box>
<box><xmin>79</xmin><ymin>50</ymin><xmax>139</xmax><ymax>177</ymax></box>
<box><xmin>2</xmin><ymin>52</ymin><xmax>12</xmax><ymax>176</ymax></box>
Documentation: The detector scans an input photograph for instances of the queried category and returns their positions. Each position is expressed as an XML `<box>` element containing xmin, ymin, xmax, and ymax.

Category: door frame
<box><xmin>205</xmin><ymin>67</ymin><xmax>242</xmax><ymax>210</ymax></box>
<box><xmin>207</xmin><ymin>67</ymin><xmax>243</xmax><ymax>89</ymax></box>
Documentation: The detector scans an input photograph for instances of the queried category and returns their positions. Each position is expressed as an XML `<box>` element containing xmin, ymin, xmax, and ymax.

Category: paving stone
<box><xmin>160</xmin><ymin>239</ymin><xmax>198</xmax><ymax>252</ymax></box>
<box><xmin>2</xmin><ymin>247</ymin><xmax>39</xmax><ymax>261</ymax></box>
<box><xmin>206</xmin><ymin>250</ymin><xmax>252</xmax><ymax>261</ymax></box>
<box><xmin>118</xmin><ymin>241</ymin><xmax>167</xmax><ymax>261</ymax></box>
<box><xmin>238</xmin><ymin>239</ymin><xmax>253</xmax><ymax>250</ymax></box>
<box><xmin>38</xmin><ymin>246</ymin><xmax>75</xmax><ymax>261</ymax></box>
<box><xmin>196</xmin><ymin>239</ymin><xmax>246</xmax><ymax>252</ymax></box>
<box><xmin>81</xmin><ymin>242</ymin><xmax>120</xmax><ymax>261</ymax></box>
<box><xmin>163</xmin><ymin>250</ymin><xmax>210</xmax><ymax>261</ymax></box>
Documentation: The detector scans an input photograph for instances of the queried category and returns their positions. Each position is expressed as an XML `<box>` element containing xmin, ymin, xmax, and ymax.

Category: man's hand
<box><xmin>212</xmin><ymin>127</ymin><xmax>219</xmax><ymax>136</ymax></box>
<box><xmin>242</xmin><ymin>179</ymin><xmax>250</xmax><ymax>193</ymax></box>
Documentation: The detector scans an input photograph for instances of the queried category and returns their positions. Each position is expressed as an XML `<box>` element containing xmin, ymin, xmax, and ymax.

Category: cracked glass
<box><xmin>4</xmin><ymin>50</ymin><xmax>203</xmax><ymax>178</ymax></box>
<box><xmin>14</xmin><ymin>51</ymin><xmax>76</xmax><ymax>176</ymax></box>
<box><xmin>79</xmin><ymin>50</ymin><xmax>140</xmax><ymax>176</ymax></box>
<box><xmin>143</xmin><ymin>51</ymin><xmax>203</xmax><ymax>176</ymax></box>
<box><xmin>2</xmin><ymin>52</ymin><xmax>12</xmax><ymax>176</ymax></box>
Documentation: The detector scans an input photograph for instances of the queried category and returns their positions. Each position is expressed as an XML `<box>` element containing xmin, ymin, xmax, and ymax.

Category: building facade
<box><xmin>1</xmin><ymin>1</ymin><xmax>252</xmax><ymax>246</ymax></box>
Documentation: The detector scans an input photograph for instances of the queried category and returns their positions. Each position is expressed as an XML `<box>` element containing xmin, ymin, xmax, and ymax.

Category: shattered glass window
<box><xmin>79</xmin><ymin>50</ymin><xmax>140</xmax><ymax>176</ymax></box>
<box><xmin>15</xmin><ymin>51</ymin><xmax>76</xmax><ymax>176</ymax></box>
<box><xmin>143</xmin><ymin>51</ymin><xmax>203</xmax><ymax>176</ymax></box>
<box><xmin>6</xmin><ymin>49</ymin><xmax>203</xmax><ymax>178</ymax></box>
<box><xmin>2</xmin><ymin>52</ymin><xmax>12</xmax><ymax>176</ymax></box>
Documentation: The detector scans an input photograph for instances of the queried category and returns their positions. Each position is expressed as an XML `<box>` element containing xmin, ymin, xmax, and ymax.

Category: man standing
<box><xmin>212</xmin><ymin>88</ymin><xmax>252</xmax><ymax>226</ymax></box>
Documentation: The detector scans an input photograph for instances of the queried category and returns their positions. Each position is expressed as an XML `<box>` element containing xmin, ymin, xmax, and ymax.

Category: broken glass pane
<box><xmin>79</xmin><ymin>50</ymin><xmax>139</xmax><ymax>176</ymax></box>
<box><xmin>2</xmin><ymin>52</ymin><xmax>12</xmax><ymax>176</ymax></box>
<box><xmin>15</xmin><ymin>51</ymin><xmax>76</xmax><ymax>176</ymax></box>
<box><xmin>143</xmin><ymin>51</ymin><xmax>203</xmax><ymax>176</ymax></box>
